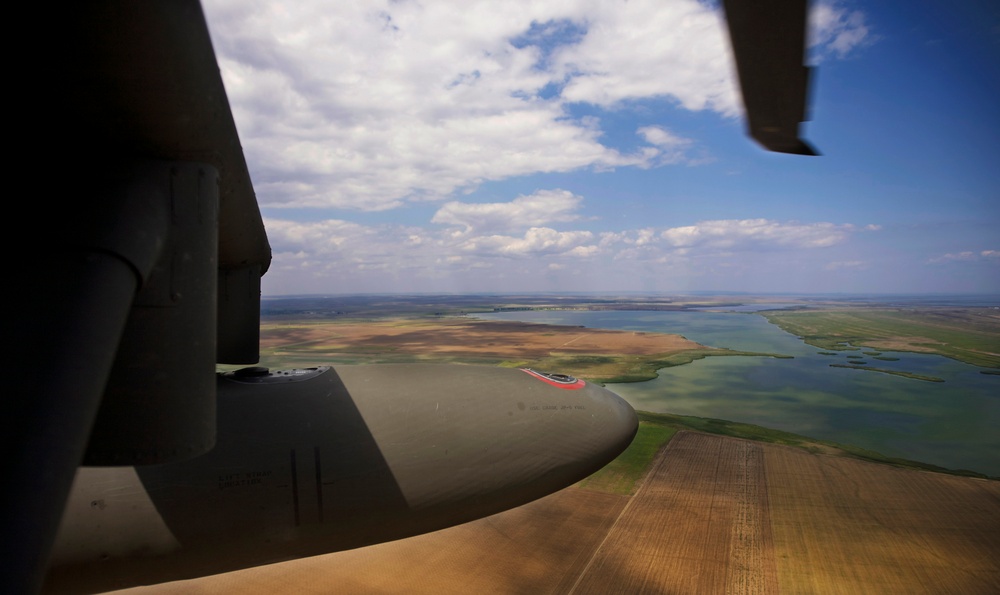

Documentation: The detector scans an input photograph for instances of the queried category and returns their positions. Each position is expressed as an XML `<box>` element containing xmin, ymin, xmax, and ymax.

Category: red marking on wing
<box><xmin>521</xmin><ymin>368</ymin><xmax>586</xmax><ymax>390</ymax></box>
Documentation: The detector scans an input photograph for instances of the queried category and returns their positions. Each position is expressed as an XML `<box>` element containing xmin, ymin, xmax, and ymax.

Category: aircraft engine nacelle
<box><xmin>45</xmin><ymin>364</ymin><xmax>637</xmax><ymax>593</ymax></box>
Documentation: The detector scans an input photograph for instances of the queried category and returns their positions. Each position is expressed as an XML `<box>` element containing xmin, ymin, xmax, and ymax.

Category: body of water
<box><xmin>475</xmin><ymin>309</ymin><xmax>1000</xmax><ymax>477</ymax></box>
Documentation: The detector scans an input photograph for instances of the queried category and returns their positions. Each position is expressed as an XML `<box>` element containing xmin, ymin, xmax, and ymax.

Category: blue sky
<box><xmin>202</xmin><ymin>0</ymin><xmax>999</xmax><ymax>295</ymax></box>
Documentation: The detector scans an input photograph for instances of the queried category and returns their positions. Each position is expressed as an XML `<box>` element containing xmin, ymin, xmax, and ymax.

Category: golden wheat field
<box><xmin>120</xmin><ymin>431</ymin><xmax>999</xmax><ymax>595</ymax></box>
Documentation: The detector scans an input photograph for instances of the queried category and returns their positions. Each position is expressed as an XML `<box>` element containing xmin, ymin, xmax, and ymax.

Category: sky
<box><xmin>201</xmin><ymin>0</ymin><xmax>1000</xmax><ymax>296</ymax></box>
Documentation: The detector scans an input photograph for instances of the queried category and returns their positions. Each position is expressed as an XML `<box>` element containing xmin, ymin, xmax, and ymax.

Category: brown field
<box><xmin>260</xmin><ymin>318</ymin><xmax>703</xmax><ymax>359</ymax></box>
<box><xmin>253</xmin><ymin>318</ymin><xmax>724</xmax><ymax>382</ymax></box>
<box><xmin>569</xmin><ymin>433</ymin><xmax>779</xmax><ymax>594</ymax></box>
<box><xmin>251</xmin><ymin>314</ymin><xmax>801</xmax><ymax>384</ymax></box>
<box><xmin>120</xmin><ymin>432</ymin><xmax>1000</xmax><ymax>595</ymax></box>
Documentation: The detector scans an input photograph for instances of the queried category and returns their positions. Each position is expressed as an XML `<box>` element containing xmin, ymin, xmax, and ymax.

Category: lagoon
<box><xmin>476</xmin><ymin>309</ymin><xmax>1000</xmax><ymax>477</ymax></box>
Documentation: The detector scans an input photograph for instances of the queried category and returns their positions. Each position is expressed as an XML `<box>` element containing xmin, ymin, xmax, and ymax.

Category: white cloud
<box><xmin>549</xmin><ymin>1</ymin><xmax>739</xmax><ymax>114</ymax></box>
<box><xmin>638</xmin><ymin>126</ymin><xmax>691</xmax><ymax>148</ymax></box>
<box><xmin>660</xmin><ymin>219</ymin><xmax>859</xmax><ymax>250</ymax></box>
<box><xmin>261</xmin><ymin>215</ymin><xmax>878</xmax><ymax>293</ymax></box>
<box><xmin>203</xmin><ymin>1</ymin><xmax>651</xmax><ymax>210</ymax></box>
<box><xmin>206</xmin><ymin>0</ymin><xmax>880</xmax><ymax>294</ymax></box>
<box><xmin>809</xmin><ymin>1</ymin><xmax>873</xmax><ymax>60</ymax></box>
<box><xmin>825</xmin><ymin>260</ymin><xmax>868</xmax><ymax>271</ymax></box>
<box><xmin>206</xmin><ymin>0</ymin><xmax>641</xmax><ymax>210</ymax></box>
<box><xmin>457</xmin><ymin>227</ymin><xmax>597</xmax><ymax>259</ymax></box>
<box><xmin>266</xmin><ymin>218</ymin><xmax>375</xmax><ymax>255</ymax></box>
<box><xmin>928</xmin><ymin>250</ymin><xmax>1000</xmax><ymax>264</ymax></box>
<box><xmin>202</xmin><ymin>1</ymin><xmax>871</xmax><ymax>211</ymax></box>
<box><xmin>432</xmin><ymin>189</ymin><xmax>584</xmax><ymax>234</ymax></box>
<box><xmin>636</xmin><ymin>126</ymin><xmax>707</xmax><ymax>166</ymax></box>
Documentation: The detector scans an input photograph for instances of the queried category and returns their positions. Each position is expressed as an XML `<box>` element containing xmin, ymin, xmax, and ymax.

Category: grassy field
<box><xmin>576</xmin><ymin>422</ymin><xmax>678</xmax><ymax>495</ymax></box>
<box><xmin>500</xmin><ymin>348</ymin><xmax>791</xmax><ymax>384</ymax></box>
<box><xmin>586</xmin><ymin>411</ymin><xmax>996</xmax><ymax>481</ymax></box>
<box><xmin>829</xmin><ymin>362</ymin><xmax>944</xmax><ymax>382</ymax></box>
<box><xmin>763</xmin><ymin>307</ymin><xmax>1000</xmax><ymax>368</ymax></box>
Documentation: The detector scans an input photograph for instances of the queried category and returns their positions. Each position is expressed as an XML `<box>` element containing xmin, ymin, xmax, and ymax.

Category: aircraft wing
<box><xmin>5</xmin><ymin>1</ymin><xmax>819</xmax><ymax>593</ymax></box>
<box><xmin>722</xmin><ymin>0</ymin><xmax>819</xmax><ymax>155</ymax></box>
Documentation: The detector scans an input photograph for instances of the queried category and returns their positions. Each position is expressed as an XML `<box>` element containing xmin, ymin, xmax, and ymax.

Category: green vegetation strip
<box><xmin>576</xmin><ymin>350</ymin><xmax>792</xmax><ymax>385</ymax></box>
<box><xmin>638</xmin><ymin>411</ymin><xmax>998</xmax><ymax>478</ymax></box>
<box><xmin>763</xmin><ymin>309</ymin><xmax>1000</xmax><ymax>368</ymax></box>
<box><xmin>829</xmin><ymin>363</ymin><xmax>943</xmax><ymax>382</ymax></box>
<box><xmin>577</xmin><ymin>422</ymin><xmax>678</xmax><ymax>495</ymax></box>
<box><xmin>414</xmin><ymin>349</ymin><xmax>791</xmax><ymax>386</ymax></box>
<box><xmin>580</xmin><ymin>411</ymin><xmax>994</xmax><ymax>494</ymax></box>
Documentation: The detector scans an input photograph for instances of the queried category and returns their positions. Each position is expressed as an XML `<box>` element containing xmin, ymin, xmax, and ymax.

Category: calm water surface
<box><xmin>476</xmin><ymin>310</ymin><xmax>1000</xmax><ymax>476</ymax></box>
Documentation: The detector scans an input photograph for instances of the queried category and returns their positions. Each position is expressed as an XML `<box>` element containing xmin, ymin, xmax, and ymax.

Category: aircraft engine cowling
<box><xmin>45</xmin><ymin>364</ymin><xmax>638</xmax><ymax>593</ymax></box>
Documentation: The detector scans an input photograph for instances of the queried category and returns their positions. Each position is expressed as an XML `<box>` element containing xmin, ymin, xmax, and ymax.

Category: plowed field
<box><xmin>569</xmin><ymin>435</ymin><xmax>778</xmax><ymax>594</ymax></box>
<box><xmin>259</xmin><ymin>318</ymin><xmax>704</xmax><ymax>360</ymax></box>
<box><xmin>119</xmin><ymin>433</ymin><xmax>1000</xmax><ymax>595</ymax></box>
<box><xmin>766</xmin><ymin>443</ymin><xmax>1000</xmax><ymax>593</ymax></box>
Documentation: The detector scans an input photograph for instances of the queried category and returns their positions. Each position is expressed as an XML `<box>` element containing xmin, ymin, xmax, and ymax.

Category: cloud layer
<box><xmin>203</xmin><ymin>0</ymin><xmax>871</xmax><ymax>211</ymax></box>
<box><xmin>193</xmin><ymin>1</ymin><xmax>895</xmax><ymax>294</ymax></box>
<box><xmin>263</xmin><ymin>188</ymin><xmax>881</xmax><ymax>292</ymax></box>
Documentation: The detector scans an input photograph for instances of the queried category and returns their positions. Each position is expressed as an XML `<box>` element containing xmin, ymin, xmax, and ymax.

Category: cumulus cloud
<box><xmin>809</xmin><ymin>1</ymin><xmax>874</xmax><ymax>60</ymax></box>
<box><xmin>638</xmin><ymin>126</ymin><xmax>691</xmax><ymax>148</ymax></box>
<box><xmin>261</xmin><ymin>214</ymin><xmax>877</xmax><ymax>293</ymax></box>
<box><xmin>825</xmin><ymin>260</ymin><xmax>868</xmax><ymax>271</ymax></box>
<box><xmin>660</xmin><ymin>219</ymin><xmax>861</xmax><ymax>250</ymax></box>
<box><xmin>266</xmin><ymin>218</ymin><xmax>376</xmax><ymax>255</ymax></box>
<box><xmin>431</xmin><ymin>189</ymin><xmax>584</xmax><ymax>234</ymax></box>
<box><xmin>458</xmin><ymin>227</ymin><xmax>597</xmax><ymax>258</ymax></box>
<box><xmin>636</xmin><ymin>126</ymin><xmax>708</xmax><ymax>166</ymax></box>
<box><xmin>549</xmin><ymin>1</ymin><xmax>739</xmax><ymax>114</ymax></box>
<box><xmin>205</xmin><ymin>1</ymin><xmax>641</xmax><ymax>210</ymax></box>
<box><xmin>928</xmin><ymin>250</ymin><xmax>1000</xmax><ymax>264</ymax></box>
<box><xmin>203</xmin><ymin>1</ymin><xmax>653</xmax><ymax>210</ymax></box>
<box><xmin>202</xmin><ymin>1</ymin><xmax>870</xmax><ymax>211</ymax></box>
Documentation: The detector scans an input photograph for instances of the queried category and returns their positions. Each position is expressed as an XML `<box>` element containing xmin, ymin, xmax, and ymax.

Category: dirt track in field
<box><xmin>568</xmin><ymin>434</ymin><xmax>778</xmax><ymax>594</ymax></box>
<box><xmin>259</xmin><ymin>318</ymin><xmax>705</xmax><ymax>360</ymax></box>
<box><xmin>121</xmin><ymin>433</ymin><xmax>1000</xmax><ymax>595</ymax></box>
